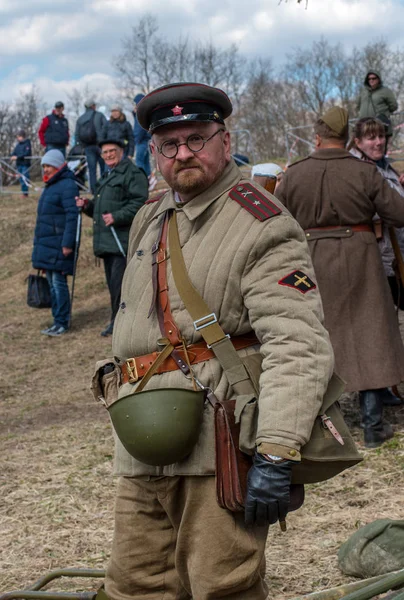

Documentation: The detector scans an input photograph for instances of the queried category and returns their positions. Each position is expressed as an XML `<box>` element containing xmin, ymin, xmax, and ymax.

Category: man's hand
<box><xmin>399</xmin><ymin>174</ymin><xmax>404</xmax><ymax>187</ymax></box>
<box><xmin>245</xmin><ymin>452</ymin><xmax>293</xmax><ymax>527</ymax></box>
<box><xmin>62</xmin><ymin>247</ymin><xmax>73</xmax><ymax>256</ymax></box>
<box><xmin>75</xmin><ymin>196</ymin><xmax>89</xmax><ymax>208</ymax></box>
<box><xmin>102</xmin><ymin>212</ymin><xmax>114</xmax><ymax>226</ymax></box>
<box><xmin>10</xmin><ymin>156</ymin><xmax>17</xmax><ymax>161</ymax></box>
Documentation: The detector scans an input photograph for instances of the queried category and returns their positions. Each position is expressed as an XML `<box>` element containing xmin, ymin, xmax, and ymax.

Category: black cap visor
<box><xmin>150</xmin><ymin>112</ymin><xmax>224</xmax><ymax>133</ymax></box>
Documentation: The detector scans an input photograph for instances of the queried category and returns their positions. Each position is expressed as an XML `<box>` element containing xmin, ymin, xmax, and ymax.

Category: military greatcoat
<box><xmin>276</xmin><ymin>148</ymin><xmax>404</xmax><ymax>393</ymax></box>
<box><xmin>111</xmin><ymin>160</ymin><xmax>334</xmax><ymax>477</ymax></box>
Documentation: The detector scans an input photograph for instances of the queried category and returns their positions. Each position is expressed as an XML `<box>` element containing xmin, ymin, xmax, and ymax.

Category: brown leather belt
<box><xmin>121</xmin><ymin>332</ymin><xmax>259</xmax><ymax>384</ymax></box>
<box><xmin>305</xmin><ymin>224</ymin><xmax>373</xmax><ymax>238</ymax></box>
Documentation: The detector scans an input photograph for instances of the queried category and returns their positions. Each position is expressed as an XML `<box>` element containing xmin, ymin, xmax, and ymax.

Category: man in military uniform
<box><xmin>101</xmin><ymin>83</ymin><xmax>334</xmax><ymax>600</ymax></box>
<box><xmin>276</xmin><ymin>107</ymin><xmax>404</xmax><ymax>449</ymax></box>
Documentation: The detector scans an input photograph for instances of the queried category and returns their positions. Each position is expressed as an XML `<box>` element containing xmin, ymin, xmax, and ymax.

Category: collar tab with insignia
<box><xmin>145</xmin><ymin>191</ymin><xmax>167</xmax><ymax>204</ymax></box>
<box><xmin>278</xmin><ymin>270</ymin><xmax>316</xmax><ymax>294</ymax></box>
<box><xmin>229</xmin><ymin>182</ymin><xmax>282</xmax><ymax>221</ymax></box>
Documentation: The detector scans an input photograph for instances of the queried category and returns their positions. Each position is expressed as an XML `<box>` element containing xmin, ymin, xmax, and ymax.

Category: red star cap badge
<box><xmin>171</xmin><ymin>105</ymin><xmax>184</xmax><ymax>116</ymax></box>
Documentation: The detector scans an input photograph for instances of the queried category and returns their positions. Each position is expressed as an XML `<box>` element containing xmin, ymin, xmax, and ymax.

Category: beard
<box><xmin>170</xmin><ymin>157</ymin><xmax>226</xmax><ymax>198</ymax></box>
<box><xmin>171</xmin><ymin>161</ymin><xmax>207</xmax><ymax>194</ymax></box>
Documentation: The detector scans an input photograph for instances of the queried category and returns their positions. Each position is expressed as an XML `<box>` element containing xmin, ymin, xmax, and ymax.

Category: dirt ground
<box><xmin>1</xmin><ymin>187</ymin><xmax>403</xmax><ymax>599</ymax></box>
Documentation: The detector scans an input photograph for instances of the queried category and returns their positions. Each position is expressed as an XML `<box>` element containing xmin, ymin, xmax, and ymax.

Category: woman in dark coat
<box><xmin>105</xmin><ymin>106</ymin><xmax>134</xmax><ymax>159</ymax></box>
<box><xmin>32</xmin><ymin>149</ymin><xmax>79</xmax><ymax>336</ymax></box>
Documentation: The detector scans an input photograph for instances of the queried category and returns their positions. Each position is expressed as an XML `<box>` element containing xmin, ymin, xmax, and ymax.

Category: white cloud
<box><xmin>0</xmin><ymin>13</ymin><xmax>100</xmax><ymax>55</ymax></box>
<box><xmin>1</xmin><ymin>0</ymin><xmax>404</xmax><ymax>104</ymax></box>
<box><xmin>0</xmin><ymin>70</ymin><xmax>117</xmax><ymax>110</ymax></box>
<box><xmin>283</xmin><ymin>0</ymin><xmax>394</xmax><ymax>31</ymax></box>
<box><xmin>252</xmin><ymin>11</ymin><xmax>274</xmax><ymax>31</ymax></box>
<box><xmin>91</xmin><ymin>0</ymin><xmax>149</xmax><ymax>13</ymax></box>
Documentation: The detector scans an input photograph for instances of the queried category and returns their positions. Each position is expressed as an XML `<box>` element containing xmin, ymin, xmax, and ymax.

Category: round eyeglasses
<box><xmin>155</xmin><ymin>129</ymin><xmax>225</xmax><ymax>159</ymax></box>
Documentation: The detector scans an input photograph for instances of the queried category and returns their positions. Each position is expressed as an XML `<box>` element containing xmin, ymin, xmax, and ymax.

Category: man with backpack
<box><xmin>75</xmin><ymin>99</ymin><xmax>107</xmax><ymax>193</ymax></box>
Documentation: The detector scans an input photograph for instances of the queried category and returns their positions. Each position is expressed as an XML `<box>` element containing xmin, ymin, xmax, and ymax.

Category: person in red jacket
<box><xmin>38</xmin><ymin>101</ymin><xmax>70</xmax><ymax>157</ymax></box>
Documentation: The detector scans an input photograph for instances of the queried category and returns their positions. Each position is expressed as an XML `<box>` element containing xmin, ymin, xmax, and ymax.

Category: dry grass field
<box><xmin>1</xmin><ymin>187</ymin><xmax>403</xmax><ymax>599</ymax></box>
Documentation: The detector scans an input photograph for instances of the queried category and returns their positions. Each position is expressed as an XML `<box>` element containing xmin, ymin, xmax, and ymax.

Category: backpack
<box><xmin>79</xmin><ymin>112</ymin><xmax>97</xmax><ymax>145</ymax></box>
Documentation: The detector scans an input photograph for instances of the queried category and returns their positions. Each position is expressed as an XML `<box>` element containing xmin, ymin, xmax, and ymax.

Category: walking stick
<box><xmin>102</xmin><ymin>211</ymin><xmax>127</xmax><ymax>258</ymax></box>
<box><xmin>109</xmin><ymin>225</ymin><xmax>127</xmax><ymax>258</ymax></box>
<box><xmin>69</xmin><ymin>208</ymin><xmax>82</xmax><ymax>327</ymax></box>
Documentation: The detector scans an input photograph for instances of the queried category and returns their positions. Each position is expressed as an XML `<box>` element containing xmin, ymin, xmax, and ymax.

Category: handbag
<box><xmin>167</xmin><ymin>211</ymin><xmax>362</xmax><ymax>510</ymax></box>
<box><xmin>215</xmin><ymin>397</ymin><xmax>305</xmax><ymax>513</ymax></box>
<box><xmin>27</xmin><ymin>271</ymin><xmax>52</xmax><ymax>309</ymax></box>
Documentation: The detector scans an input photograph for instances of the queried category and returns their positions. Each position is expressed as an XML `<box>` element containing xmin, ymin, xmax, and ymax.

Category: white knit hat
<box><xmin>41</xmin><ymin>149</ymin><xmax>65</xmax><ymax>169</ymax></box>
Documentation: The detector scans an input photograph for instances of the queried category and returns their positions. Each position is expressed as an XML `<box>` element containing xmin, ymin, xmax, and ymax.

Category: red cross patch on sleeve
<box><xmin>278</xmin><ymin>270</ymin><xmax>316</xmax><ymax>294</ymax></box>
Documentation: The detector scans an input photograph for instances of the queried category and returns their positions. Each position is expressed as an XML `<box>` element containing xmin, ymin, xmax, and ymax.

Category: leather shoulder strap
<box><xmin>168</xmin><ymin>211</ymin><xmax>256</xmax><ymax>396</ymax></box>
<box><xmin>229</xmin><ymin>182</ymin><xmax>282</xmax><ymax>222</ymax></box>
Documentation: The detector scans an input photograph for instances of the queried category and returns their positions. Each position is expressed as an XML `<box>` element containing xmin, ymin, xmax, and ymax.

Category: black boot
<box><xmin>101</xmin><ymin>322</ymin><xmax>114</xmax><ymax>337</ymax></box>
<box><xmin>359</xmin><ymin>390</ymin><xmax>394</xmax><ymax>448</ymax></box>
<box><xmin>379</xmin><ymin>387</ymin><xmax>403</xmax><ymax>406</ymax></box>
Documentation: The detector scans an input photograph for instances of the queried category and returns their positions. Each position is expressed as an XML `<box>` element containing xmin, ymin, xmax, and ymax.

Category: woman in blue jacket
<box><xmin>32</xmin><ymin>149</ymin><xmax>79</xmax><ymax>336</ymax></box>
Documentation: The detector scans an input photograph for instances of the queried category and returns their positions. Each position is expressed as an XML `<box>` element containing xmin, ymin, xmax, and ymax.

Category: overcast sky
<box><xmin>1</xmin><ymin>0</ymin><xmax>404</xmax><ymax>113</ymax></box>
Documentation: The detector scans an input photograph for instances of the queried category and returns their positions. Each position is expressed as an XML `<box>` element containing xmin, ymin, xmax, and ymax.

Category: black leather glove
<box><xmin>245</xmin><ymin>452</ymin><xmax>293</xmax><ymax>527</ymax></box>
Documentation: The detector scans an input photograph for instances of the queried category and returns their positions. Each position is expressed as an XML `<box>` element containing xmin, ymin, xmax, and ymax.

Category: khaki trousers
<box><xmin>105</xmin><ymin>475</ymin><xmax>269</xmax><ymax>600</ymax></box>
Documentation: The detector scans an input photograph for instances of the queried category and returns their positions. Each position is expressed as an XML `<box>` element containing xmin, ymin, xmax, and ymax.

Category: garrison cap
<box><xmin>321</xmin><ymin>106</ymin><xmax>349</xmax><ymax>137</ymax></box>
<box><xmin>136</xmin><ymin>82</ymin><xmax>232</xmax><ymax>133</ymax></box>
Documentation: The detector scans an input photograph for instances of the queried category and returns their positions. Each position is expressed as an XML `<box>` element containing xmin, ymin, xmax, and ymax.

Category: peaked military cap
<box><xmin>136</xmin><ymin>82</ymin><xmax>233</xmax><ymax>133</ymax></box>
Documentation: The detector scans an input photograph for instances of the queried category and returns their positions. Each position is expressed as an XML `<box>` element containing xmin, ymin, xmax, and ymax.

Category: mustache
<box><xmin>173</xmin><ymin>161</ymin><xmax>202</xmax><ymax>174</ymax></box>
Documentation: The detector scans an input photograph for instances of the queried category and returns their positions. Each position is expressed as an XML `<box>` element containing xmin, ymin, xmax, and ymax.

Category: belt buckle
<box><xmin>125</xmin><ymin>358</ymin><xmax>138</xmax><ymax>383</ymax></box>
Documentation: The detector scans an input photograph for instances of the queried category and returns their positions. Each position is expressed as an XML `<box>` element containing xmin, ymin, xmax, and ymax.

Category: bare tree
<box><xmin>239</xmin><ymin>60</ymin><xmax>307</xmax><ymax>160</ymax></box>
<box><xmin>113</xmin><ymin>25</ymin><xmax>404</xmax><ymax>163</ymax></box>
<box><xmin>16</xmin><ymin>88</ymin><xmax>45</xmax><ymax>150</ymax></box>
<box><xmin>284</xmin><ymin>38</ymin><xmax>343</xmax><ymax>116</ymax></box>
<box><xmin>114</xmin><ymin>14</ymin><xmax>159</xmax><ymax>95</ymax></box>
<box><xmin>113</xmin><ymin>14</ymin><xmax>247</xmax><ymax>108</ymax></box>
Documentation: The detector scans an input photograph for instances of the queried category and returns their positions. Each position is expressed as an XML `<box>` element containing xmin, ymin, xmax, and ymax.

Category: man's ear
<box><xmin>222</xmin><ymin>130</ymin><xmax>231</xmax><ymax>162</ymax></box>
<box><xmin>150</xmin><ymin>141</ymin><xmax>161</xmax><ymax>170</ymax></box>
<box><xmin>315</xmin><ymin>134</ymin><xmax>322</xmax><ymax>149</ymax></box>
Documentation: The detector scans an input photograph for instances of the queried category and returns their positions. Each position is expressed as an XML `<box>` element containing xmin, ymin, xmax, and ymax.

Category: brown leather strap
<box><xmin>120</xmin><ymin>333</ymin><xmax>259</xmax><ymax>384</ymax></box>
<box><xmin>168</xmin><ymin>211</ymin><xmax>258</xmax><ymax>397</ymax></box>
<box><xmin>305</xmin><ymin>224</ymin><xmax>373</xmax><ymax>233</ymax></box>
<box><xmin>157</xmin><ymin>211</ymin><xmax>182</xmax><ymax>347</ymax></box>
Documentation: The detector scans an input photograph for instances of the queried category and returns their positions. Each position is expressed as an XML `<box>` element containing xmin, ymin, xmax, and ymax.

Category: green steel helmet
<box><xmin>108</xmin><ymin>388</ymin><xmax>205</xmax><ymax>466</ymax></box>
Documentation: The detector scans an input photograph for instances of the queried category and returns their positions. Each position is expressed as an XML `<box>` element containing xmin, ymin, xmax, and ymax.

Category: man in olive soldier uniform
<box><xmin>101</xmin><ymin>83</ymin><xmax>334</xmax><ymax>600</ymax></box>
